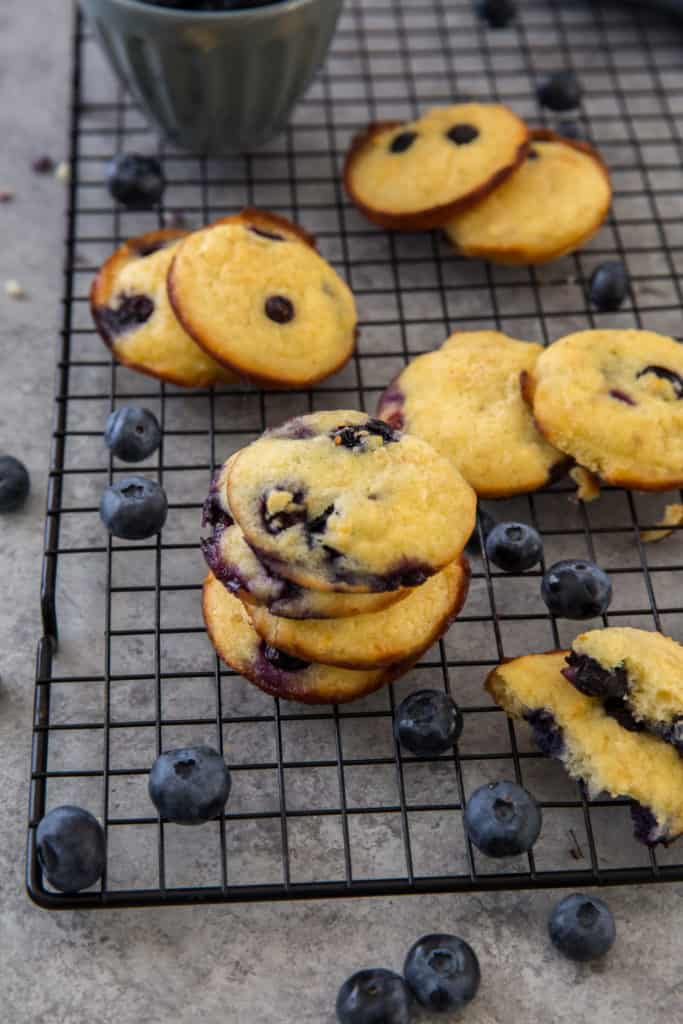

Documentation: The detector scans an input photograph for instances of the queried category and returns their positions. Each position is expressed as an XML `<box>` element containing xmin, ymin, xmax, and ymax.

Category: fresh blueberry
<box><xmin>549</xmin><ymin>893</ymin><xmax>616</xmax><ymax>962</ymax></box>
<box><xmin>485</xmin><ymin>521</ymin><xmax>543</xmax><ymax>572</ymax></box>
<box><xmin>0</xmin><ymin>454</ymin><xmax>30</xmax><ymax>512</ymax></box>
<box><xmin>336</xmin><ymin>969</ymin><xmax>414</xmax><ymax>1024</ymax></box>
<box><xmin>35</xmin><ymin>805</ymin><xmax>105</xmax><ymax>893</ymax></box>
<box><xmin>589</xmin><ymin>261</ymin><xmax>629</xmax><ymax>312</ymax></box>
<box><xmin>394</xmin><ymin>690</ymin><xmax>463</xmax><ymax>757</ymax></box>
<box><xmin>541</xmin><ymin>559</ymin><xmax>612</xmax><ymax>619</ymax></box>
<box><xmin>476</xmin><ymin>0</ymin><xmax>516</xmax><ymax>28</ymax></box>
<box><xmin>464</xmin><ymin>780</ymin><xmax>542</xmax><ymax>857</ymax></box>
<box><xmin>100</xmin><ymin>475</ymin><xmax>168</xmax><ymax>540</ymax></box>
<box><xmin>148</xmin><ymin>745</ymin><xmax>231</xmax><ymax>825</ymax></box>
<box><xmin>106</xmin><ymin>153</ymin><xmax>165</xmax><ymax>209</ymax></box>
<box><xmin>404</xmin><ymin>933</ymin><xmax>480</xmax><ymax>1013</ymax></box>
<box><xmin>104</xmin><ymin>407</ymin><xmax>161</xmax><ymax>463</ymax></box>
<box><xmin>465</xmin><ymin>506</ymin><xmax>497</xmax><ymax>556</ymax></box>
<box><xmin>537</xmin><ymin>70</ymin><xmax>582</xmax><ymax>111</ymax></box>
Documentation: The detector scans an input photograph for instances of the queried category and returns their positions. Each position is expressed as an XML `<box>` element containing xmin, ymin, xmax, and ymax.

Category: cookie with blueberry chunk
<box><xmin>202</xmin><ymin>572</ymin><xmax>412</xmax><ymax>705</ymax></box>
<box><xmin>563</xmin><ymin>627</ymin><xmax>683</xmax><ymax>755</ymax></box>
<box><xmin>344</xmin><ymin>103</ymin><xmax>529</xmax><ymax>230</ymax></box>
<box><xmin>486</xmin><ymin>651</ymin><xmax>683</xmax><ymax>845</ymax></box>
<box><xmin>377</xmin><ymin>331</ymin><xmax>567</xmax><ymax>497</ymax></box>
<box><xmin>91</xmin><ymin>228</ymin><xmax>237</xmax><ymax>388</ymax></box>
<box><xmin>444</xmin><ymin>130</ymin><xmax>611</xmax><ymax>264</ymax></box>
<box><xmin>226</xmin><ymin>410</ymin><xmax>477</xmax><ymax>594</ymax></box>
<box><xmin>246</xmin><ymin>556</ymin><xmax>470</xmax><ymax>669</ymax></box>
<box><xmin>168</xmin><ymin>210</ymin><xmax>357</xmax><ymax>388</ymax></box>
<box><xmin>201</xmin><ymin>458</ymin><xmax>410</xmax><ymax>619</ymax></box>
<box><xmin>528</xmin><ymin>329</ymin><xmax>683</xmax><ymax>490</ymax></box>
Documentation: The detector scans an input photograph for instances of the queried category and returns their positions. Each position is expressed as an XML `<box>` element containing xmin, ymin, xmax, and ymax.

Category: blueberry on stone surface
<box><xmin>537</xmin><ymin>70</ymin><xmax>582</xmax><ymax>111</ymax></box>
<box><xmin>106</xmin><ymin>153</ymin><xmax>165</xmax><ymax>209</ymax></box>
<box><xmin>404</xmin><ymin>933</ymin><xmax>480</xmax><ymax>1013</ymax></box>
<box><xmin>148</xmin><ymin>746</ymin><xmax>231</xmax><ymax>825</ymax></box>
<box><xmin>394</xmin><ymin>690</ymin><xmax>463</xmax><ymax>757</ymax></box>
<box><xmin>35</xmin><ymin>805</ymin><xmax>105</xmax><ymax>893</ymax></box>
<box><xmin>464</xmin><ymin>780</ymin><xmax>542</xmax><ymax>857</ymax></box>
<box><xmin>485</xmin><ymin>521</ymin><xmax>543</xmax><ymax>573</ymax></box>
<box><xmin>541</xmin><ymin>559</ymin><xmax>612</xmax><ymax>619</ymax></box>
<box><xmin>0</xmin><ymin>454</ymin><xmax>30</xmax><ymax>512</ymax></box>
<box><xmin>476</xmin><ymin>0</ymin><xmax>516</xmax><ymax>29</ymax></box>
<box><xmin>100</xmin><ymin>475</ymin><xmax>168</xmax><ymax>540</ymax></box>
<box><xmin>104</xmin><ymin>407</ymin><xmax>161</xmax><ymax>463</ymax></box>
<box><xmin>589</xmin><ymin>261</ymin><xmax>629</xmax><ymax>312</ymax></box>
<box><xmin>549</xmin><ymin>893</ymin><xmax>616</xmax><ymax>962</ymax></box>
<box><xmin>336</xmin><ymin>968</ymin><xmax>414</xmax><ymax>1024</ymax></box>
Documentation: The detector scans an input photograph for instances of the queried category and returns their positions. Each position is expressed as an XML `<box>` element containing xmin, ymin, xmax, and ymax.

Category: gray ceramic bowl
<box><xmin>80</xmin><ymin>0</ymin><xmax>344</xmax><ymax>153</ymax></box>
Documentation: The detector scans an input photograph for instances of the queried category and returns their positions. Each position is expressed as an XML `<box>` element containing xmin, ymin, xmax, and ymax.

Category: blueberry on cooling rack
<box><xmin>589</xmin><ymin>261</ymin><xmax>629</xmax><ymax>312</ymax></box>
<box><xmin>35</xmin><ymin>805</ymin><xmax>106</xmax><ymax>893</ymax></box>
<box><xmin>100</xmin><ymin>475</ymin><xmax>168</xmax><ymax>540</ymax></box>
<box><xmin>394</xmin><ymin>690</ymin><xmax>463</xmax><ymax>757</ymax></box>
<box><xmin>106</xmin><ymin>153</ymin><xmax>166</xmax><ymax>209</ymax></box>
<box><xmin>104</xmin><ymin>406</ymin><xmax>162</xmax><ymax>463</ymax></box>
<box><xmin>464</xmin><ymin>780</ymin><xmax>542</xmax><ymax>857</ymax></box>
<box><xmin>537</xmin><ymin>70</ymin><xmax>582</xmax><ymax>111</ymax></box>
<box><xmin>476</xmin><ymin>0</ymin><xmax>516</xmax><ymax>28</ymax></box>
<box><xmin>541</xmin><ymin>559</ymin><xmax>612</xmax><ymax>620</ymax></box>
<box><xmin>148</xmin><ymin>746</ymin><xmax>231</xmax><ymax>825</ymax></box>
<box><xmin>485</xmin><ymin>521</ymin><xmax>543</xmax><ymax>573</ymax></box>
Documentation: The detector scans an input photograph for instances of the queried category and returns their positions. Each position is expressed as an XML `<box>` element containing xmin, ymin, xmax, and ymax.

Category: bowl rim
<box><xmin>85</xmin><ymin>0</ymin><xmax>331</xmax><ymax>19</ymax></box>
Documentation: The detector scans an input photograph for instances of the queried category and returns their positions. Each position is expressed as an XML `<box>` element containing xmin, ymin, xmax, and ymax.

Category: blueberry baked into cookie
<box><xmin>225</xmin><ymin>410</ymin><xmax>477</xmax><ymax>593</ymax></box>
<box><xmin>344</xmin><ymin>103</ymin><xmax>529</xmax><ymax>230</ymax></box>
<box><xmin>563</xmin><ymin>627</ymin><xmax>683</xmax><ymax>754</ymax></box>
<box><xmin>168</xmin><ymin>212</ymin><xmax>357</xmax><ymax>387</ymax></box>
<box><xmin>377</xmin><ymin>330</ymin><xmax>567</xmax><ymax>497</ymax></box>
<box><xmin>91</xmin><ymin>228</ymin><xmax>236</xmax><ymax>388</ymax></box>
<box><xmin>487</xmin><ymin>651</ymin><xmax>683</xmax><ymax>845</ymax></box>
<box><xmin>202</xmin><ymin>572</ymin><xmax>411</xmax><ymax>704</ymax></box>
<box><xmin>444</xmin><ymin>130</ymin><xmax>611</xmax><ymax>265</ymax></box>
<box><xmin>527</xmin><ymin>329</ymin><xmax>683</xmax><ymax>490</ymax></box>
<box><xmin>201</xmin><ymin>457</ymin><xmax>409</xmax><ymax>620</ymax></box>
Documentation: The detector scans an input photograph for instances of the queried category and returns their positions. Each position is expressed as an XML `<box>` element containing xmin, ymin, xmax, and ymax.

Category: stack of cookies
<box><xmin>90</xmin><ymin>209</ymin><xmax>358</xmax><ymax>389</ymax></box>
<box><xmin>344</xmin><ymin>104</ymin><xmax>612</xmax><ymax>265</ymax></box>
<box><xmin>487</xmin><ymin>627</ymin><xmax>683</xmax><ymax>845</ymax></box>
<box><xmin>201</xmin><ymin>410</ymin><xmax>476</xmax><ymax>704</ymax></box>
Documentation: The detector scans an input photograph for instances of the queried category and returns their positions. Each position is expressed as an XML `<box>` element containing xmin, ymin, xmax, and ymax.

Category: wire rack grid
<box><xmin>27</xmin><ymin>0</ymin><xmax>683</xmax><ymax>909</ymax></box>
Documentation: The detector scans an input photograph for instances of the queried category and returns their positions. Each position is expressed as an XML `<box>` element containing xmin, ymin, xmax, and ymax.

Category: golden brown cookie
<box><xmin>90</xmin><ymin>228</ymin><xmax>237</xmax><ymax>388</ymax></box>
<box><xmin>377</xmin><ymin>331</ymin><xmax>567</xmax><ymax>497</ymax></box>
<box><xmin>529</xmin><ymin>329</ymin><xmax>683</xmax><ymax>490</ymax></box>
<box><xmin>246</xmin><ymin>556</ymin><xmax>470</xmax><ymax>669</ymax></box>
<box><xmin>444</xmin><ymin>130</ymin><xmax>611</xmax><ymax>264</ymax></box>
<box><xmin>344</xmin><ymin>104</ymin><xmax>529</xmax><ymax>230</ymax></box>
<box><xmin>168</xmin><ymin>211</ymin><xmax>357</xmax><ymax>388</ymax></box>
<box><xmin>202</xmin><ymin>573</ymin><xmax>411</xmax><ymax>704</ymax></box>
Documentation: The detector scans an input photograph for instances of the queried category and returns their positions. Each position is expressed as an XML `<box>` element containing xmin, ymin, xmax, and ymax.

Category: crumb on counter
<box><xmin>32</xmin><ymin>155</ymin><xmax>55</xmax><ymax>174</ymax></box>
<box><xmin>4</xmin><ymin>279</ymin><xmax>26</xmax><ymax>299</ymax></box>
<box><xmin>55</xmin><ymin>161</ymin><xmax>71</xmax><ymax>183</ymax></box>
<box><xmin>640</xmin><ymin>504</ymin><xmax>683</xmax><ymax>544</ymax></box>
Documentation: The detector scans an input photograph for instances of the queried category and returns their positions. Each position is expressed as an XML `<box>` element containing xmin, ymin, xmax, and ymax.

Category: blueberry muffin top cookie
<box><xmin>444</xmin><ymin>130</ymin><xmax>611</xmax><ymax>265</ymax></box>
<box><xmin>487</xmin><ymin>651</ymin><xmax>683</xmax><ymax>844</ymax></box>
<box><xmin>377</xmin><ymin>331</ymin><xmax>566</xmax><ymax>497</ymax></box>
<box><xmin>247</xmin><ymin>556</ymin><xmax>470</xmax><ymax>669</ymax></box>
<box><xmin>226</xmin><ymin>410</ymin><xmax>477</xmax><ymax>593</ymax></box>
<box><xmin>564</xmin><ymin>627</ymin><xmax>683</xmax><ymax>754</ymax></box>
<box><xmin>344</xmin><ymin>103</ymin><xmax>529</xmax><ymax>230</ymax></box>
<box><xmin>168</xmin><ymin>212</ymin><xmax>357</xmax><ymax>387</ymax></box>
<box><xmin>203</xmin><ymin>573</ymin><xmax>404</xmax><ymax>704</ymax></box>
<box><xmin>529</xmin><ymin>329</ymin><xmax>683</xmax><ymax>490</ymax></box>
<box><xmin>91</xmin><ymin>228</ymin><xmax>236</xmax><ymax>388</ymax></box>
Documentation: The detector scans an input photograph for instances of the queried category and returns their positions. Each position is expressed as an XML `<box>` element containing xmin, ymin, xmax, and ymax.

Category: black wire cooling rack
<box><xmin>27</xmin><ymin>0</ymin><xmax>683</xmax><ymax>909</ymax></box>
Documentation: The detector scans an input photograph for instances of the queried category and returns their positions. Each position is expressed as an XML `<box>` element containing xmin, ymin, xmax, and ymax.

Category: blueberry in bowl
<box><xmin>106</xmin><ymin>153</ymin><xmax>165</xmax><ymax>209</ymax></box>
<box><xmin>0</xmin><ymin>454</ymin><xmax>30</xmax><ymax>512</ymax></box>
<box><xmin>464</xmin><ymin>780</ymin><xmax>542</xmax><ymax>857</ymax></box>
<box><xmin>485</xmin><ymin>521</ymin><xmax>543</xmax><ymax>572</ymax></box>
<box><xmin>404</xmin><ymin>933</ymin><xmax>480</xmax><ymax>1013</ymax></box>
<box><xmin>35</xmin><ymin>805</ymin><xmax>106</xmax><ymax>893</ymax></box>
<box><xmin>549</xmin><ymin>893</ymin><xmax>616</xmax><ymax>962</ymax></box>
<box><xmin>148</xmin><ymin>745</ymin><xmax>231</xmax><ymax>825</ymax></box>
<box><xmin>336</xmin><ymin>968</ymin><xmax>414</xmax><ymax>1024</ymax></box>
<box><xmin>100</xmin><ymin>475</ymin><xmax>168</xmax><ymax>540</ymax></box>
<box><xmin>394</xmin><ymin>689</ymin><xmax>463</xmax><ymax>757</ymax></box>
<box><xmin>104</xmin><ymin>406</ymin><xmax>161</xmax><ymax>463</ymax></box>
<box><xmin>541</xmin><ymin>559</ymin><xmax>612</xmax><ymax>620</ymax></box>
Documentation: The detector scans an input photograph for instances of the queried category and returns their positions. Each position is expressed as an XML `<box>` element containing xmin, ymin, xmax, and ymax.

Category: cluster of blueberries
<box><xmin>337</xmin><ymin>888</ymin><xmax>615</xmax><ymax>1022</ymax></box>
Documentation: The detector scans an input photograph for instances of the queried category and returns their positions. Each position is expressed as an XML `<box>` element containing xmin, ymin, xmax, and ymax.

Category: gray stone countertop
<box><xmin>0</xmin><ymin>2</ymin><xmax>681</xmax><ymax>1022</ymax></box>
